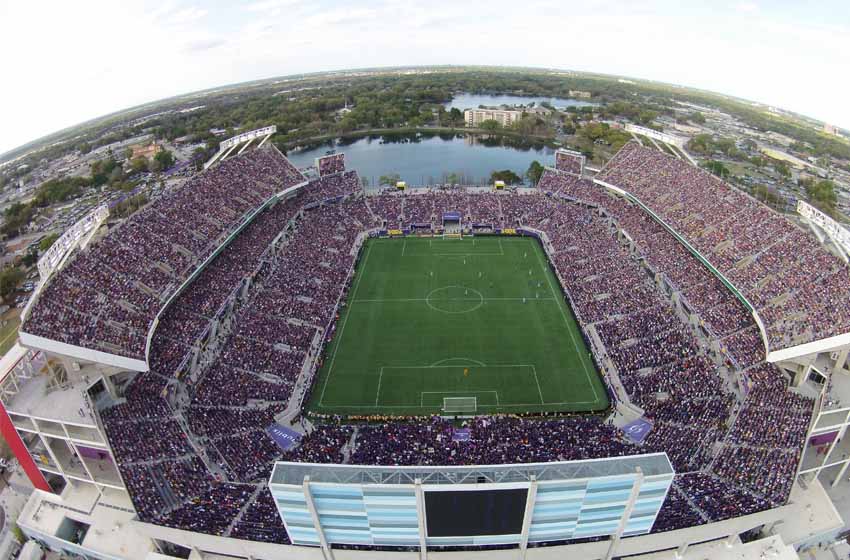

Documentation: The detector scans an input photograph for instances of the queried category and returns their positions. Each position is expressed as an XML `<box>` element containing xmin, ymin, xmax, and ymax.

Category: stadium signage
<box><xmin>621</xmin><ymin>418</ymin><xmax>653</xmax><ymax>444</ymax></box>
<box><xmin>37</xmin><ymin>205</ymin><xmax>109</xmax><ymax>281</ymax></box>
<box><xmin>266</xmin><ymin>423</ymin><xmax>302</xmax><ymax>451</ymax></box>
<box><xmin>797</xmin><ymin>200</ymin><xmax>850</xmax><ymax>260</ymax></box>
<box><xmin>624</xmin><ymin>124</ymin><xmax>684</xmax><ymax>147</ymax></box>
<box><xmin>269</xmin><ymin>455</ymin><xmax>674</xmax><ymax>550</ymax></box>
<box><xmin>219</xmin><ymin>125</ymin><xmax>277</xmax><ymax>152</ymax></box>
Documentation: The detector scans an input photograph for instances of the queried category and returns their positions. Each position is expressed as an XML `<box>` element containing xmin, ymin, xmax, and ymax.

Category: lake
<box><xmin>445</xmin><ymin>93</ymin><xmax>597</xmax><ymax>111</ymax></box>
<box><xmin>284</xmin><ymin>133</ymin><xmax>559</xmax><ymax>187</ymax></box>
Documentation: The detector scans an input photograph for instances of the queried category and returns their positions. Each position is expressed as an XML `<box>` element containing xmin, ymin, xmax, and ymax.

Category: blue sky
<box><xmin>1</xmin><ymin>0</ymin><xmax>849</xmax><ymax>155</ymax></box>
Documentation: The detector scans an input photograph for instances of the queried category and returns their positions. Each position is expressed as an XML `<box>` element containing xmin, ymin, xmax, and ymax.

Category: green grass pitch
<box><xmin>308</xmin><ymin>236</ymin><xmax>609</xmax><ymax>416</ymax></box>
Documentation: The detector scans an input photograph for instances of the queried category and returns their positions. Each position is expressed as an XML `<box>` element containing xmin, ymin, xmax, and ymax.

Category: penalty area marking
<box><xmin>421</xmin><ymin>390</ymin><xmax>500</xmax><ymax>407</ymax></box>
<box><xmin>352</xmin><ymin>297</ymin><xmax>555</xmax><ymax>303</ymax></box>
<box><xmin>374</xmin><ymin>363</ymin><xmax>544</xmax><ymax>407</ymax></box>
<box><xmin>430</xmin><ymin>357</ymin><xmax>486</xmax><ymax>367</ymax></box>
<box><xmin>404</xmin><ymin>237</ymin><xmax>506</xmax><ymax>257</ymax></box>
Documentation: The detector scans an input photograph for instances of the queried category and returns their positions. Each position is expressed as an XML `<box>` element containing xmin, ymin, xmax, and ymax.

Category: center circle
<box><xmin>425</xmin><ymin>285</ymin><xmax>484</xmax><ymax>314</ymax></box>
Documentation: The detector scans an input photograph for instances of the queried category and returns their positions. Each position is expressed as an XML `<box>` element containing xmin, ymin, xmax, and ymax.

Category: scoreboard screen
<box><xmin>424</xmin><ymin>489</ymin><xmax>527</xmax><ymax>537</ymax></box>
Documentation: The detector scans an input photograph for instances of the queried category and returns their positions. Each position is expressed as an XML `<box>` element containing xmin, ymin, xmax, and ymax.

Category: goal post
<box><xmin>442</xmin><ymin>396</ymin><xmax>477</xmax><ymax>414</ymax></box>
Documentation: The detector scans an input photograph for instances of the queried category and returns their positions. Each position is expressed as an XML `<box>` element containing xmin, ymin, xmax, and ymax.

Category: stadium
<box><xmin>1</xmin><ymin>125</ymin><xmax>849</xmax><ymax>560</ymax></box>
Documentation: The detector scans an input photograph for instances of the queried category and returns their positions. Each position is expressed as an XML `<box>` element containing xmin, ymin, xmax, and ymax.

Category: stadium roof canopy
<box><xmin>271</xmin><ymin>453</ymin><xmax>673</xmax><ymax>486</ymax></box>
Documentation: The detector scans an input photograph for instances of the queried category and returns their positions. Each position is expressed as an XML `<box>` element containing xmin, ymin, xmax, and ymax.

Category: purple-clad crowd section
<box><xmin>23</xmin><ymin>147</ymin><xmax>305</xmax><ymax>359</ymax></box>
<box><xmin>38</xmin><ymin>143</ymin><xmax>822</xmax><ymax>548</ymax></box>
<box><xmin>555</xmin><ymin>150</ymin><xmax>584</xmax><ymax>176</ymax></box>
<box><xmin>597</xmin><ymin>142</ymin><xmax>850</xmax><ymax>351</ymax></box>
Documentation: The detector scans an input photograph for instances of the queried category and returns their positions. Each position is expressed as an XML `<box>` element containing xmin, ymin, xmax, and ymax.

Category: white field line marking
<box><xmin>318</xmin><ymin>241</ymin><xmax>374</xmax><ymax>406</ymax></box>
<box><xmin>375</xmin><ymin>367</ymin><xmax>385</xmax><ymax>405</ymax></box>
<box><xmin>353</xmin><ymin>297</ymin><xmax>555</xmax><ymax>303</ymax></box>
<box><xmin>401</xmin><ymin>239</ymin><xmax>406</xmax><ymax>256</ymax></box>
<box><xmin>430</xmin><ymin>357</ymin><xmax>486</xmax><ymax>367</ymax></box>
<box><xmin>377</xmin><ymin>364</ymin><xmax>530</xmax><ymax>408</ymax></box>
<box><xmin>533</xmin><ymin>243</ymin><xmax>600</xmax><ymax>403</ymax></box>
<box><xmin>531</xmin><ymin>364</ymin><xmax>545</xmax><ymax>405</ymax></box>
<box><xmin>420</xmin><ymin>390</ymin><xmax>500</xmax><ymax>407</ymax></box>
<box><xmin>383</xmin><ymin>364</ymin><xmax>531</xmax><ymax>369</ymax></box>
<box><xmin>404</xmin><ymin>253</ymin><xmax>505</xmax><ymax>257</ymax></box>
<box><xmin>320</xmin><ymin>400</ymin><xmax>599</xmax><ymax>409</ymax></box>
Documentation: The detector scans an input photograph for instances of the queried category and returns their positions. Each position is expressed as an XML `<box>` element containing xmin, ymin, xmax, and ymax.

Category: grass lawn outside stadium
<box><xmin>308</xmin><ymin>236</ymin><xmax>609</xmax><ymax>416</ymax></box>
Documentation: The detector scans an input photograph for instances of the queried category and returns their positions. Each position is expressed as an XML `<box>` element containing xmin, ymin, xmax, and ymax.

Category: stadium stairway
<box><xmin>341</xmin><ymin>428</ymin><xmax>358</xmax><ymax>464</ymax></box>
<box><xmin>223</xmin><ymin>484</ymin><xmax>264</xmax><ymax>538</ymax></box>
<box><xmin>151</xmin><ymin>465</ymin><xmax>182</xmax><ymax>512</ymax></box>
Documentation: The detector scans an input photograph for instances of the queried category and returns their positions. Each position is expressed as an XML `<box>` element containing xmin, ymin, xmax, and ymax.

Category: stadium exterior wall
<box><xmin>131</xmin><ymin>504</ymin><xmax>789</xmax><ymax>560</ymax></box>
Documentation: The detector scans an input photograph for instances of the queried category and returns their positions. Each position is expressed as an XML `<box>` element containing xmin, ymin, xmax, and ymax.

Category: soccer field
<box><xmin>308</xmin><ymin>236</ymin><xmax>609</xmax><ymax>416</ymax></box>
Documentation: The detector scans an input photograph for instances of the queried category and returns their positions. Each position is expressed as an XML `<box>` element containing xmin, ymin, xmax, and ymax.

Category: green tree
<box><xmin>489</xmin><ymin>169</ymin><xmax>522</xmax><ymax>185</ymax></box>
<box><xmin>689</xmin><ymin>112</ymin><xmax>706</xmax><ymax>125</ymax></box>
<box><xmin>805</xmin><ymin>179</ymin><xmax>837</xmax><ymax>215</ymax></box>
<box><xmin>39</xmin><ymin>233</ymin><xmax>60</xmax><ymax>253</ymax></box>
<box><xmin>379</xmin><ymin>173</ymin><xmax>401</xmax><ymax>186</ymax></box>
<box><xmin>1</xmin><ymin>202</ymin><xmax>36</xmax><ymax>236</ymax></box>
<box><xmin>108</xmin><ymin>166</ymin><xmax>124</xmax><ymax>184</ymax></box>
<box><xmin>702</xmin><ymin>160</ymin><xmax>730</xmax><ymax>179</ymax></box>
<box><xmin>130</xmin><ymin>157</ymin><xmax>149</xmax><ymax>174</ymax></box>
<box><xmin>526</xmin><ymin>161</ymin><xmax>545</xmax><ymax>185</ymax></box>
<box><xmin>479</xmin><ymin>119</ymin><xmax>501</xmax><ymax>133</ymax></box>
<box><xmin>578</xmin><ymin>122</ymin><xmax>608</xmax><ymax>142</ymax></box>
<box><xmin>91</xmin><ymin>158</ymin><xmax>119</xmax><ymax>186</ymax></box>
<box><xmin>0</xmin><ymin>267</ymin><xmax>24</xmax><ymax>301</ymax></box>
<box><xmin>774</xmin><ymin>160</ymin><xmax>791</xmax><ymax>178</ymax></box>
<box><xmin>448</xmin><ymin>108</ymin><xmax>464</xmax><ymax>127</ymax></box>
<box><xmin>687</xmin><ymin>134</ymin><xmax>712</xmax><ymax>155</ymax></box>
<box><xmin>151</xmin><ymin>150</ymin><xmax>175</xmax><ymax>172</ymax></box>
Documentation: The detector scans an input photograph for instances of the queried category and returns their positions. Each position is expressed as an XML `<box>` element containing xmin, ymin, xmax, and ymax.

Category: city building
<box><xmin>463</xmin><ymin>108</ymin><xmax>524</xmax><ymax>128</ymax></box>
<box><xmin>130</xmin><ymin>143</ymin><xmax>162</xmax><ymax>160</ymax></box>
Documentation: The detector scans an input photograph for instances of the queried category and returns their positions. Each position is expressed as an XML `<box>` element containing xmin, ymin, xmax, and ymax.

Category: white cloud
<box><xmin>243</xmin><ymin>0</ymin><xmax>300</xmax><ymax>16</ymax></box>
<box><xmin>1</xmin><ymin>0</ymin><xmax>849</xmax><ymax>155</ymax></box>
<box><xmin>168</xmin><ymin>6</ymin><xmax>209</xmax><ymax>24</ymax></box>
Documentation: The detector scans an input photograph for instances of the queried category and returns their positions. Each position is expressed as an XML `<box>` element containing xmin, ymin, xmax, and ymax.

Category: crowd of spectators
<box><xmin>350</xmin><ymin>415</ymin><xmax>634</xmax><ymax>466</ymax></box>
<box><xmin>555</xmin><ymin>150</ymin><xmax>584</xmax><ymax>176</ymax></box>
<box><xmin>88</xmin><ymin>147</ymin><xmax>819</xmax><ymax>547</ymax></box>
<box><xmin>597</xmin><ymin>142</ymin><xmax>850</xmax><ymax>351</ymax></box>
<box><xmin>23</xmin><ymin>147</ymin><xmax>305</xmax><ymax>359</ymax></box>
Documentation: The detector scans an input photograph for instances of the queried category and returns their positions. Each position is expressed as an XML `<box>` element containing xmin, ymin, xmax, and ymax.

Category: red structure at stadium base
<box><xmin>0</xmin><ymin>403</ymin><xmax>49</xmax><ymax>492</ymax></box>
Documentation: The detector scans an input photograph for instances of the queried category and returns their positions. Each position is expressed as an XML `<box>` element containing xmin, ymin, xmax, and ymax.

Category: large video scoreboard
<box><xmin>269</xmin><ymin>454</ymin><xmax>674</xmax><ymax>550</ymax></box>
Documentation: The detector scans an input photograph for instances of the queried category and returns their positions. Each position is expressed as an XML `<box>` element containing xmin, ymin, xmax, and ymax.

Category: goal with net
<box><xmin>442</xmin><ymin>396</ymin><xmax>477</xmax><ymax>414</ymax></box>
